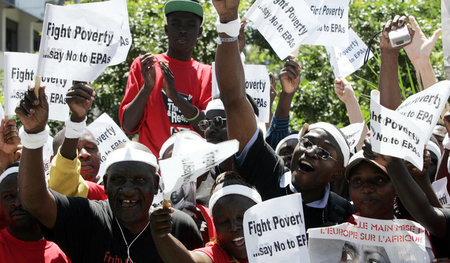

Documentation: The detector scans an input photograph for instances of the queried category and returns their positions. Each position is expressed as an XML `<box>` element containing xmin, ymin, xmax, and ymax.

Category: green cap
<box><xmin>164</xmin><ymin>0</ymin><xmax>203</xmax><ymax>19</ymax></box>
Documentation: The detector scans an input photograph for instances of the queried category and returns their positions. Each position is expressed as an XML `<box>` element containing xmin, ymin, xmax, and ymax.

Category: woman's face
<box><xmin>290</xmin><ymin>128</ymin><xmax>344</xmax><ymax>193</ymax></box>
<box><xmin>349</xmin><ymin>161</ymin><xmax>396</xmax><ymax>220</ymax></box>
<box><xmin>212</xmin><ymin>194</ymin><xmax>256</xmax><ymax>260</ymax></box>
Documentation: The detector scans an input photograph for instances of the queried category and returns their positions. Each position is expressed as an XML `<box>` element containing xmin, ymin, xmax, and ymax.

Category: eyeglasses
<box><xmin>299</xmin><ymin>137</ymin><xmax>336</xmax><ymax>161</ymax></box>
<box><xmin>198</xmin><ymin>116</ymin><xmax>227</xmax><ymax>131</ymax></box>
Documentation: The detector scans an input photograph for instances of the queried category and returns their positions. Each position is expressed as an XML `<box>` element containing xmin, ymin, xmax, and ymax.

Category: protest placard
<box><xmin>432</xmin><ymin>177</ymin><xmax>450</xmax><ymax>205</ymax></box>
<box><xmin>37</xmin><ymin>0</ymin><xmax>131</xmax><ymax>82</ymax></box>
<box><xmin>3</xmin><ymin>52</ymin><xmax>71</xmax><ymax>121</ymax></box>
<box><xmin>369</xmin><ymin>90</ymin><xmax>425</xmax><ymax>169</ymax></box>
<box><xmin>341</xmin><ymin>122</ymin><xmax>365</xmax><ymax>154</ymax></box>
<box><xmin>212</xmin><ymin>64</ymin><xmax>270</xmax><ymax>123</ymax></box>
<box><xmin>308</xmin><ymin>216</ymin><xmax>432</xmax><ymax>262</ymax></box>
<box><xmin>396</xmin><ymin>80</ymin><xmax>450</xmax><ymax>142</ymax></box>
<box><xmin>159</xmin><ymin>137</ymin><xmax>238</xmax><ymax>199</ymax></box>
<box><xmin>86</xmin><ymin>113</ymin><xmax>130</xmax><ymax>181</ymax></box>
<box><xmin>244</xmin><ymin>0</ymin><xmax>318</xmax><ymax>60</ymax></box>
<box><xmin>302</xmin><ymin>0</ymin><xmax>350</xmax><ymax>47</ymax></box>
<box><xmin>0</xmin><ymin>103</ymin><xmax>4</xmax><ymax>121</ymax></box>
<box><xmin>326</xmin><ymin>28</ymin><xmax>373</xmax><ymax>78</ymax></box>
<box><xmin>370</xmin><ymin>81</ymin><xmax>450</xmax><ymax>169</ymax></box>
<box><xmin>243</xmin><ymin>193</ymin><xmax>309</xmax><ymax>263</ymax></box>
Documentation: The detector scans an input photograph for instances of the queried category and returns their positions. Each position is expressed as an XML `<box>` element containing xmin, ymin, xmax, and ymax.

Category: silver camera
<box><xmin>388</xmin><ymin>26</ymin><xmax>411</xmax><ymax>47</ymax></box>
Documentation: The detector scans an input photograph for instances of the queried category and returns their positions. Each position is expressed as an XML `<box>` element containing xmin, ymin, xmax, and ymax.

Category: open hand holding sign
<box><xmin>66</xmin><ymin>82</ymin><xmax>95</xmax><ymax>122</ymax></box>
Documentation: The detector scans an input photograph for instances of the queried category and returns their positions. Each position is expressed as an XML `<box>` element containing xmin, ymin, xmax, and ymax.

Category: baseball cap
<box><xmin>345</xmin><ymin>150</ymin><xmax>387</xmax><ymax>180</ymax></box>
<box><xmin>164</xmin><ymin>0</ymin><xmax>203</xmax><ymax>19</ymax></box>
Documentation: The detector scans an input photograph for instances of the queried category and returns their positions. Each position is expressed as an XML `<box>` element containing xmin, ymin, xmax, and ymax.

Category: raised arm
<box><xmin>266</xmin><ymin>58</ymin><xmax>300</xmax><ymax>148</ymax></box>
<box><xmin>16</xmin><ymin>86</ymin><xmax>57</xmax><ymax>229</ymax></box>
<box><xmin>48</xmin><ymin>83</ymin><xmax>95</xmax><ymax>197</ymax></box>
<box><xmin>159</xmin><ymin>61</ymin><xmax>205</xmax><ymax>134</ymax></box>
<box><xmin>121</xmin><ymin>54</ymin><xmax>157</xmax><ymax>133</ymax></box>
<box><xmin>214</xmin><ymin>0</ymin><xmax>254</xmax><ymax>153</ymax></box>
<box><xmin>334</xmin><ymin>77</ymin><xmax>368</xmax><ymax>150</ymax></box>
<box><xmin>0</xmin><ymin>118</ymin><xmax>21</xmax><ymax>170</ymax></box>
<box><xmin>404</xmin><ymin>16</ymin><xmax>441</xmax><ymax>90</ymax></box>
<box><xmin>150</xmin><ymin>207</ymin><xmax>212</xmax><ymax>263</ymax></box>
<box><xmin>379</xmin><ymin>15</ymin><xmax>414</xmax><ymax>110</ymax></box>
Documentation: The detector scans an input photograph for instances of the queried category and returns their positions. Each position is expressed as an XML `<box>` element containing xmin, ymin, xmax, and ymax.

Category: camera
<box><xmin>388</xmin><ymin>26</ymin><xmax>411</xmax><ymax>48</ymax></box>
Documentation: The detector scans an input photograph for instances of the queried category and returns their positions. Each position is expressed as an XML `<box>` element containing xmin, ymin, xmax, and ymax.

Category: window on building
<box><xmin>33</xmin><ymin>30</ymin><xmax>40</xmax><ymax>52</ymax></box>
<box><xmin>6</xmin><ymin>18</ymin><xmax>18</xmax><ymax>51</ymax></box>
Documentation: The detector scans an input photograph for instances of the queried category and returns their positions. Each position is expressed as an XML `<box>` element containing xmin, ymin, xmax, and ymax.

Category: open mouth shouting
<box><xmin>232</xmin><ymin>236</ymin><xmax>245</xmax><ymax>247</ymax></box>
<box><xmin>299</xmin><ymin>160</ymin><xmax>314</xmax><ymax>172</ymax></box>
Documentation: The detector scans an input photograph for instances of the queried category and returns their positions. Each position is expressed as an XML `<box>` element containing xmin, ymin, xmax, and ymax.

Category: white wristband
<box><xmin>443</xmin><ymin>133</ymin><xmax>450</xmax><ymax>150</ymax></box>
<box><xmin>216</xmin><ymin>17</ymin><xmax>240</xmax><ymax>37</ymax></box>
<box><xmin>19</xmin><ymin>125</ymin><xmax>50</xmax><ymax>149</ymax></box>
<box><xmin>65</xmin><ymin>117</ymin><xmax>87</xmax><ymax>139</ymax></box>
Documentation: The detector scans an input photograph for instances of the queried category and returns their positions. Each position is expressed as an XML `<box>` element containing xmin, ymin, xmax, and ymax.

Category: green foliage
<box><xmin>16</xmin><ymin>0</ymin><xmax>442</xmax><ymax>134</ymax></box>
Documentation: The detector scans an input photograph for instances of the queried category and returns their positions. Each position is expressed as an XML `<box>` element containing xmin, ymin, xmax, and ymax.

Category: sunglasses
<box><xmin>198</xmin><ymin>116</ymin><xmax>227</xmax><ymax>131</ymax></box>
<box><xmin>299</xmin><ymin>137</ymin><xmax>336</xmax><ymax>161</ymax></box>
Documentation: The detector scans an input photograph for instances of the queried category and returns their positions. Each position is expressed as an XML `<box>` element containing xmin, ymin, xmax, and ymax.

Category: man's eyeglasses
<box><xmin>299</xmin><ymin>137</ymin><xmax>336</xmax><ymax>161</ymax></box>
<box><xmin>198</xmin><ymin>116</ymin><xmax>227</xmax><ymax>131</ymax></box>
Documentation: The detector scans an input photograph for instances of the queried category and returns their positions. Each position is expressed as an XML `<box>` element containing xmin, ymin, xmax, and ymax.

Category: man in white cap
<box><xmin>15</xmin><ymin>85</ymin><xmax>203</xmax><ymax>262</ymax></box>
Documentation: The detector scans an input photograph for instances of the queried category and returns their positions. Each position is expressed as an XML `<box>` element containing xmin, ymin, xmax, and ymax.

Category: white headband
<box><xmin>0</xmin><ymin>166</ymin><xmax>19</xmax><ymax>185</ymax></box>
<box><xmin>300</xmin><ymin>122</ymin><xmax>350</xmax><ymax>167</ymax></box>
<box><xmin>205</xmin><ymin>99</ymin><xmax>224</xmax><ymax>115</ymax></box>
<box><xmin>427</xmin><ymin>141</ymin><xmax>441</xmax><ymax>163</ymax></box>
<box><xmin>275</xmin><ymin>134</ymin><xmax>299</xmax><ymax>155</ymax></box>
<box><xmin>209</xmin><ymin>185</ymin><xmax>262</xmax><ymax>216</ymax></box>
<box><xmin>104</xmin><ymin>145</ymin><xmax>158</xmax><ymax>172</ymax></box>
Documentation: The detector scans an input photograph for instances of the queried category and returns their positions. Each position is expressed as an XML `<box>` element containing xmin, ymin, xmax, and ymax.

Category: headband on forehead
<box><xmin>275</xmin><ymin>134</ymin><xmax>299</xmax><ymax>154</ymax></box>
<box><xmin>104</xmin><ymin>146</ymin><xmax>158</xmax><ymax>173</ymax></box>
<box><xmin>0</xmin><ymin>166</ymin><xmax>19</xmax><ymax>185</ymax></box>
<box><xmin>208</xmin><ymin>185</ymin><xmax>262</xmax><ymax>216</ymax></box>
<box><xmin>205</xmin><ymin>99</ymin><xmax>224</xmax><ymax>115</ymax></box>
<box><xmin>299</xmin><ymin>122</ymin><xmax>350</xmax><ymax>167</ymax></box>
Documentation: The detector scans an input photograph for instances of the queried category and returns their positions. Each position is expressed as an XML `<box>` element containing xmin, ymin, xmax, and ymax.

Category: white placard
<box><xmin>244</xmin><ymin>194</ymin><xmax>309</xmax><ymax>263</ymax></box>
<box><xmin>432</xmin><ymin>177</ymin><xmax>450</xmax><ymax>205</ymax></box>
<box><xmin>159</xmin><ymin>139</ymin><xmax>238</xmax><ymax>199</ymax></box>
<box><xmin>396</xmin><ymin>80</ymin><xmax>450</xmax><ymax>142</ymax></box>
<box><xmin>244</xmin><ymin>0</ymin><xmax>318</xmax><ymax>60</ymax></box>
<box><xmin>326</xmin><ymin>28</ymin><xmax>373</xmax><ymax>78</ymax></box>
<box><xmin>86</xmin><ymin>113</ymin><xmax>130</xmax><ymax>179</ymax></box>
<box><xmin>212</xmin><ymin>64</ymin><xmax>270</xmax><ymax>123</ymax></box>
<box><xmin>3</xmin><ymin>52</ymin><xmax>71</xmax><ymax>121</ymax></box>
<box><xmin>341</xmin><ymin>122</ymin><xmax>365</xmax><ymax>154</ymax></box>
<box><xmin>308</xmin><ymin>216</ymin><xmax>431</xmax><ymax>263</ymax></box>
<box><xmin>370</xmin><ymin>81</ymin><xmax>450</xmax><ymax>169</ymax></box>
<box><xmin>37</xmin><ymin>0</ymin><xmax>132</xmax><ymax>82</ymax></box>
<box><xmin>302</xmin><ymin>0</ymin><xmax>350</xmax><ymax>47</ymax></box>
<box><xmin>0</xmin><ymin>103</ymin><xmax>4</xmax><ymax>121</ymax></box>
<box><xmin>369</xmin><ymin>90</ymin><xmax>425</xmax><ymax>169</ymax></box>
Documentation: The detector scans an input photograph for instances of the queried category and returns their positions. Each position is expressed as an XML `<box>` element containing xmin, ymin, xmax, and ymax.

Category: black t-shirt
<box><xmin>431</xmin><ymin>204</ymin><xmax>450</xmax><ymax>258</ymax></box>
<box><xmin>42</xmin><ymin>190</ymin><xmax>203</xmax><ymax>263</ymax></box>
<box><xmin>235</xmin><ymin>130</ymin><xmax>353</xmax><ymax>230</ymax></box>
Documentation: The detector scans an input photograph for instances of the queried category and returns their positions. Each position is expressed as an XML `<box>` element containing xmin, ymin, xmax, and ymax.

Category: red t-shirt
<box><xmin>0</xmin><ymin>228</ymin><xmax>71</xmax><ymax>263</ymax></box>
<box><xmin>119</xmin><ymin>53</ymin><xmax>212</xmax><ymax>158</ymax></box>
<box><xmin>86</xmin><ymin>181</ymin><xmax>107</xmax><ymax>200</ymax></box>
<box><xmin>195</xmin><ymin>242</ymin><xmax>248</xmax><ymax>263</ymax></box>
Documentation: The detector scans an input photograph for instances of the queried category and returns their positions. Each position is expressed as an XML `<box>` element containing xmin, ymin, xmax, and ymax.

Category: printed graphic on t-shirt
<box><xmin>162</xmin><ymin>90</ymin><xmax>193</xmax><ymax>134</ymax></box>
